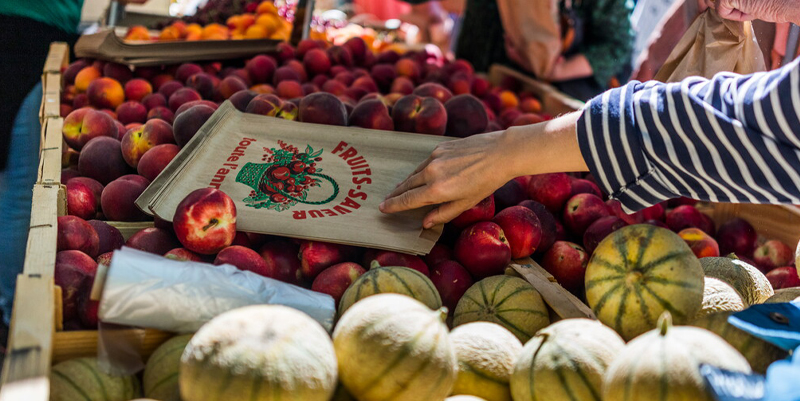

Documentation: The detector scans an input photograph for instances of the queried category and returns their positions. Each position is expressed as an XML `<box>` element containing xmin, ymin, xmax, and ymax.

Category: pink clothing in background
<box><xmin>353</xmin><ymin>0</ymin><xmax>411</xmax><ymax>21</ymax></box>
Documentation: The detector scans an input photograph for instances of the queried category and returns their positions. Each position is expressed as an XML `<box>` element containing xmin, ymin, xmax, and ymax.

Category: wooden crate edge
<box><xmin>487</xmin><ymin>64</ymin><xmax>584</xmax><ymax>116</ymax></box>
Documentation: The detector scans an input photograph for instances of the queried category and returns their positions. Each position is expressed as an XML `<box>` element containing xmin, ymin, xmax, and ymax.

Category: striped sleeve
<box><xmin>576</xmin><ymin>58</ymin><xmax>800</xmax><ymax>213</ymax></box>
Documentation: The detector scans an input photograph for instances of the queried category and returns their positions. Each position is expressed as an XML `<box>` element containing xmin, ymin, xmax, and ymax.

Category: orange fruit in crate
<box><xmin>159</xmin><ymin>26</ymin><xmax>181</xmax><ymax>41</ymax></box>
<box><xmin>240</xmin><ymin>14</ymin><xmax>256</xmax><ymax>30</ymax></box>
<box><xmin>231</xmin><ymin>32</ymin><xmax>246</xmax><ymax>40</ymax></box>
<box><xmin>519</xmin><ymin>97</ymin><xmax>542</xmax><ymax>114</ymax></box>
<box><xmin>226</xmin><ymin>15</ymin><xmax>242</xmax><ymax>30</ymax></box>
<box><xmin>255</xmin><ymin>13</ymin><xmax>282</xmax><ymax>34</ymax></box>
<box><xmin>499</xmin><ymin>90</ymin><xmax>519</xmax><ymax>110</ymax></box>
<box><xmin>256</xmin><ymin>1</ymin><xmax>278</xmax><ymax>15</ymax></box>
<box><xmin>245</xmin><ymin>24</ymin><xmax>269</xmax><ymax>39</ymax></box>
<box><xmin>201</xmin><ymin>23</ymin><xmax>229</xmax><ymax>40</ymax></box>
<box><xmin>125</xmin><ymin>25</ymin><xmax>151</xmax><ymax>41</ymax></box>
<box><xmin>171</xmin><ymin>21</ymin><xmax>188</xmax><ymax>37</ymax></box>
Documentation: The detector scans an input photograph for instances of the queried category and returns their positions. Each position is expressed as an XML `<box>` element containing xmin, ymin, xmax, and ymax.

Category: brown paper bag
<box><xmin>654</xmin><ymin>9</ymin><xmax>766</xmax><ymax>82</ymax></box>
<box><xmin>497</xmin><ymin>0</ymin><xmax>562</xmax><ymax>79</ymax></box>
<box><xmin>136</xmin><ymin>102</ymin><xmax>447</xmax><ymax>255</ymax></box>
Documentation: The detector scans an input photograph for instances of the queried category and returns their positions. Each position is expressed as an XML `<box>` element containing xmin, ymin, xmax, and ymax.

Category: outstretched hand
<box><xmin>704</xmin><ymin>0</ymin><xmax>800</xmax><ymax>24</ymax></box>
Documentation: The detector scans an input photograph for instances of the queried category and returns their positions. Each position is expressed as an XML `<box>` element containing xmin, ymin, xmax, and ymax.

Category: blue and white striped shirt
<box><xmin>576</xmin><ymin>57</ymin><xmax>800</xmax><ymax>213</ymax></box>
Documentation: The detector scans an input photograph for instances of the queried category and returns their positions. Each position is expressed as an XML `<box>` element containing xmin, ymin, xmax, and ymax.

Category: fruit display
<box><xmin>700</xmin><ymin>255</ymin><xmax>774</xmax><ymax>305</ymax></box>
<box><xmin>449</xmin><ymin>322</ymin><xmax>522</xmax><ymax>401</ymax></box>
<box><xmin>143</xmin><ymin>334</ymin><xmax>192</xmax><ymax>401</ymax></box>
<box><xmin>696</xmin><ymin>276</ymin><xmax>745</xmax><ymax>318</ymax></box>
<box><xmin>50</xmin><ymin>358</ymin><xmax>141</xmax><ymax>401</ymax></box>
<box><xmin>337</xmin><ymin>261</ymin><xmax>442</xmax><ymax>316</ymax></box>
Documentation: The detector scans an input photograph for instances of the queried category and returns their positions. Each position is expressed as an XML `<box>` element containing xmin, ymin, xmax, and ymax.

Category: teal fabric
<box><xmin>0</xmin><ymin>0</ymin><xmax>83</xmax><ymax>34</ymax></box>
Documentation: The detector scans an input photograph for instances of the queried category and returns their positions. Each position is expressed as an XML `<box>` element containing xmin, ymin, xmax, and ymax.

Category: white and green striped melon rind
<box><xmin>50</xmin><ymin>357</ymin><xmax>141</xmax><ymax>401</ymax></box>
<box><xmin>511</xmin><ymin>318</ymin><xmax>625</xmax><ymax>401</ymax></box>
<box><xmin>765</xmin><ymin>287</ymin><xmax>800</xmax><ymax>303</ymax></box>
<box><xmin>696</xmin><ymin>277</ymin><xmax>745</xmax><ymax>320</ymax></box>
<box><xmin>143</xmin><ymin>334</ymin><xmax>192</xmax><ymax>401</ymax></box>
<box><xmin>446</xmin><ymin>396</ymin><xmax>489</xmax><ymax>401</ymax></box>
<box><xmin>453</xmin><ymin>275</ymin><xmax>549</xmax><ymax>343</ymax></box>
<box><xmin>180</xmin><ymin>304</ymin><xmax>337</xmax><ymax>401</ymax></box>
<box><xmin>691</xmin><ymin>311</ymin><xmax>788</xmax><ymax>373</ymax></box>
<box><xmin>333</xmin><ymin>293</ymin><xmax>457</xmax><ymax>401</ymax></box>
<box><xmin>449</xmin><ymin>322</ymin><xmax>522</xmax><ymax>401</ymax></box>
<box><xmin>585</xmin><ymin>225</ymin><xmax>705</xmax><ymax>341</ymax></box>
<box><xmin>700</xmin><ymin>257</ymin><xmax>774</xmax><ymax>305</ymax></box>
<box><xmin>603</xmin><ymin>313</ymin><xmax>752</xmax><ymax>401</ymax></box>
<box><xmin>338</xmin><ymin>265</ymin><xmax>442</xmax><ymax>316</ymax></box>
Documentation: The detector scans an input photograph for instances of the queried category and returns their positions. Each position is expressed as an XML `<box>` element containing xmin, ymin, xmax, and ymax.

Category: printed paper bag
<box><xmin>136</xmin><ymin>102</ymin><xmax>447</xmax><ymax>255</ymax></box>
<box><xmin>654</xmin><ymin>9</ymin><xmax>766</xmax><ymax>82</ymax></box>
<box><xmin>497</xmin><ymin>0</ymin><xmax>562</xmax><ymax>79</ymax></box>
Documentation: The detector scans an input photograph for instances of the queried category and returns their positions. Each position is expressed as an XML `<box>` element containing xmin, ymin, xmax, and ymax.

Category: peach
<box><xmin>390</xmin><ymin>76</ymin><xmax>414</xmax><ymax>95</ymax></box>
<box><xmin>275</xmin><ymin>102</ymin><xmax>298</xmax><ymax>120</ymax></box>
<box><xmin>116</xmin><ymin>101</ymin><xmax>147</xmax><ymax>124</ymax></box>
<box><xmin>57</xmin><ymin>215</ymin><xmax>100</xmax><ymax>258</ymax></box>
<box><xmin>250</xmin><ymin>84</ymin><xmax>275</xmax><ymax>94</ymax></box>
<box><xmin>100</xmin><ymin>109</ymin><xmax>118</xmax><ymax>120</ymax></box>
<box><xmin>311</xmin><ymin>262</ymin><xmax>366</xmax><ymax>305</ymax></box>
<box><xmin>510</xmin><ymin>113</ymin><xmax>546</xmax><ymax>127</ymax></box>
<box><xmin>562</xmin><ymin>193</ymin><xmax>612</xmax><ymax>237</ymax></box>
<box><xmin>425</xmin><ymin>243</ymin><xmax>453</xmax><ymax>268</ymax></box>
<box><xmin>74</xmin><ymin>66</ymin><xmax>102</xmax><ymax>92</ymax></box>
<box><xmin>164</xmin><ymin>248</ymin><xmax>204</xmax><ymax>261</ymax></box>
<box><xmin>395</xmin><ymin>58</ymin><xmax>420</xmax><ymax>82</ymax></box>
<box><xmin>391</xmin><ymin>95</ymin><xmax>448</xmax><ymax>135</ymax></box>
<box><xmin>276</xmin><ymin>80</ymin><xmax>303</xmax><ymax>99</ymax></box>
<box><xmin>228</xmin><ymin>90</ymin><xmax>258</xmax><ymax>112</ymax></box>
<box><xmin>296</xmin><ymin>39</ymin><xmax>323</xmax><ymax>59</ymax></box>
<box><xmin>430</xmin><ymin>260</ymin><xmax>474</xmax><ymax>312</ymax></box>
<box><xmin>62</xmin><ymin>107</ymin><xmax>117</xmax><ymax>150</ymax></box>
<box><xmin>246</xmin><ymin>55</ymin><xmax>277</xmax><ymax>84</ymax></box>
<box><xmin>448</xmin><ymin>74</ymin><xmax>472</xmax><ymax>95</ymax></box>
<box><xmin>494</xmin><ymin>180</ymin><xmax>527</xmax><ymax>211</ymax></box>
<box><xmin>147</xmin><ymin>106</ymin><xmax>175</xmax><ymax>124</ymax></box>
<box><xmin>62</xmin><ymin>168</ymin><xmax>81</xmax><ymax>183</ymax></box>
<box><xmin>245</xmin><ymin>94</ymin><xmax>283</xmax><ymax>116</ymax></box>
<box><xmin>86</xmin><ymin>77</ymin><xmax>124</xmax><ymax>109</ymax></box>
<box><xmin>302</xmin><ymin>83</ymin><xmax>319</xmax><ymax>95</ymax></box>
<box><xmin>55</xmin><ymin>250</ymin><xmax>97</xmax><ymax>321</ymax></box>
<box><xmin>454</xmin><ymin>221</ymin><xmax>511</xmax><ymax>278</ymax></box>
<box><xmin>100</xmin><ymin>174</ymin><xmax>151</xmax><ymax>221</ymax></box>
<box><xmin>273</xmin><ymin>42</ymin><xmax>296</xmax><ymax>63</ymax></box>
<box><xmin>125</xmin><ymin>228</ymin><xmax>180</xmax><ymax>256</ymax></box>
<box><xmin>372</xmin><ymin>251</ymin><xmax>430</xmax><ymax>276</ymax></box>
<box><xmin>175</xmin><ymin>63</ymin><xmax>203</xmax><ymax>83</ymax></box>
<box><xmin>72</xmin><ymin>93</ymin><xmax>89</xmax><ymax>109</ymax></box>
<box><xmin>123</xmin><ymin>78</ymin><xmax>153</xmax><ymax>102</ymax></box>
<box><xmin>230</xmin><ymin>68</ymin><xmax>253</xmax><ymax>87</ymax></box>
<box><xmin>185</xmin><ymin>73</ymin><xmax>215</xmax><ymax>99</ymax></box>
<box><xmin>216</xmin><ymin>76</ymin><xmax>247</xmax><ymax>100</ymax></box>
<box><xmin>334</xmin><ymin>71</ymin><xmax>356</xmax><ymax>86</ymax></box>
<box><xmin>518</xmin><ymin>200</ymin><xmax>558</xmax><ymax>254</ymax></box>
<box><xmin>541</xmin><ymin>241</ymin><xmax>589</xmax><ymax>293</ymax></box>
<box><xmin>173</xmin><ymin>104</ymin><xmax>215</xmax><ymax>147</ymax></box>
<box><xmin>351</xmin><ymin>76</ymin><xmax>379</xmax><ymax>93</ymax></box>
<box><xmin>167</xmin><ymin>88</ymin><xmax>202</xmax><ymax>112</ymax></box>
<box><xmin>528</xmin><ymin>173</ymin><xmax>572</xmax><ymax>214</ymax></box>
<box><xmin>344</xmin><ymin>87</ymin><xmax>368</xmax><ymax>102</ymax></box>
<box><xmin>665</xmin><ymin>204</ymin><xmax>705</xmax><ymax>233</ymax></box>
<box><xmin>678</xmin><ymin>228</ymin><xmax>720</xmax><ymax>258</ymax></box>
<box><xmin>470</xmin><ymin>77</ymin><xmax>490</xmax><ymax>97</ymax></box>
<box><xmin>66</xmin><ymin>180</ymin><xmax>99</xmax><ymax>220</ymax></box>
<box><xmin>311</xmin><ymin>74</ymin><xmax>330</xmax><ymax>88</ymax></box>
<box><xmin>141</xmin><ymin>93</ymin><xmax>167</xmax><ymax>110</ymax></box>
<box><xmin>413</xmin><ymin>82</ymin><xmax>452</xmax><ymax>103</ymax></box>
<box><xmin>571</xmin><ymin>178</ymin><xmax>602</xmax><ymax>197</ymax></box>
<box><xmin>62</xmin><ymin>147</ymin><xmax>80</xmax><ymax>168</ymax></box>
<box><xmin>377</xmin><ymin>50</ymin><xmax>401</xmax><ymax>64</ymax></box>
<box><xmin>259</xmin><ymin>239</ymin><xmax>303</xmax><ymax>285</ymax></box>
<box><xmin>451</xmin><ymin>195</ymin><xmax>495</xmax><ymax>229</ymax></box>
<box><xmin>96</xmin><ymin>251</ymin><xmax>114</xmax><ymax>266</ymax></box>
<box><xmin>173</xmin><ymin>188</ymin><xmax>237</xmax><ymax>254</ymax></box>
<box><xmin>299</xmin><ymin>92</ymin><xmax>348</xmax><ymax>126</ymax></box>
<box><xmin>60</xmin><ymin>104</ymin><xmax>73</xmax><ymax>118</ymax></box>
<box><xmin>272</xmin><ymin>66</ymin><xmax>301</xmax><ymax>85</ymax></box>
<box><xmin>121</xmin><ymin>118</ymin><xmax>175</xmax><ymax>168</ymax></box>
<box><xmin>134</xmin><ymin>65</ymin><xmax>160</xmax><ymax>80</ymax></box>
<box><xmin>151</xmin><ymin>74</ymin><xmax>175</xmax><ymax>91</ymax></box>
<box><xmin>215</xmin><ymin>245</ymin><xmax>270</xmax><ymax>276</ymax></box>
<box><xmin>766</xmin><ymin>266</ymin><xmax>800</xmax><ymax>289</ymax></box>
<box><xmin>322</xmin><ymin>80</ymin><xmax>347</xmax><ymax>96</ymax></box>
<box><xmin>754</xmin><ymin>240</ymin><xmax>794</xmax><ymax>272</ymax></box>
<box><xmin>63</xmin><ymin>60</ymin><xmax>89</xmax><ymax>86</ymax></box>
<box><xmin>283</xmin><ymin>60</ymin><xmax>307</xmax><ymax>82</ymax></box>
<box><xmin>87</xmin><ymin>220</ymin><xmax>124</xmax><ymax>255</ymax></box>
<box><xmin>158</xmin><ymin>80</ymin><xmax>184</xmax><ymax>99</ymax></box>
<box><xmin>103</xmin><ymin>63</ymin><xmax>133</xmax><ymax>84</ymax></box>
<box><xmin>299</xmin><ymin>241</ymin><xmax>354</xmax><ymax>280</ymax></box>
<box><xmin>583</xmin><ymin>216</ymin><xmax>628</xmax><ymax>254</ymax></box>
<box><xmin>344</xmin><ymin>37</ymin><xmax>368</xmax><ymax>65</ymax></box>
<box><xmin>78</xmin><ymin>137</ymin><xmax>130</xmax><ymax>185</ymax></box>
<box><xmin>498</xmin><ymin>90</ymin><xmax>519</xmax><ymax>110</ymax></box>
<box><xmin>370</xmin><ymin>64</ymin><xmax>396</xmax><ymax>91</ymax></box>
<box><xmin>444</xmin><ymin>94</ymin><xmax>488</xmax><ymax>137</ymax></box>
<box><xmin>137</xmin><ymin>143</ymin><xmax>180</xmax><ymax>181</ymax></box>
<box><xmin>349</xmin><ymin>99</ymin><xmax>393</xmax><ymax>130</ymax></box>
<box><xmin>231</xmin><ymin>231</ymin><xmax>252</xmax><ymax>248</ymax></box>
<box><xmin>175</xmin><ymin>100</ymin><xmax>218</xmax><ymax>117</ymax></box>
<box><xmin>303</xmin><ymin>48</ymin><xmax>331</xmax><ymax>76</ymax></box>
<box><xmin>492</xmin><ymin>205</ymin><xmax>542</xmax><ymax>258</ymax></box>
<box><xmin>520</xmin><ymin>97</ymin><xmax>543</xmax><ymax>114</ymax></box>
<box><xmin>327</xmin><ymin>45</ymin><xmax>354</xmax><ymax>67</ymax></box>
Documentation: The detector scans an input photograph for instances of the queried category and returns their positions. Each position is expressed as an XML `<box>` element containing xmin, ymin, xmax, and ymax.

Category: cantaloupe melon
<box><xmin>333</xmin><ymin>293</ymin><xmax>457</xmax><ymax>401</ymax></box>
<box><xmin>585</xmin><ymin>224</ymin><xmax>704</xmax><ymax>340</ymax></box>
<box><xmin>453</xmin><ymin>275</ymin><xmax>549</xmax><ymax>342</ymax></box>
<box><xmin>691</xmin><ymin>311</ymin><xmax>788</xmax><ymax>373</ymax></box>
<box><xmin>449</xmin><ymin>322</ymin><xmax>521</xmax><ymax>401</ymax></box>
<box><xmin>700</xmin><ymin>256</ymin><xmax>773</xmax><ymax>305</ymax></box>
<box><xmin>603</xmin><ymin>312</ymin><xmax>752</xmax><ymax>401</ymax></box>
<box><xmin>143</xmin><ymin>334</ymin><xmax>192</xmax><ymax>401</ymax></box>
<box><xmin>179</xmin><ymin>305</ymin><xmax>337</xmax><ymax>401</ymax></box>
<box><xmin>447</xmin><ymin>396</ymin><xmax>488</xmax><ymax>401</ymax></box>
<box><xmin>50</xmin><ymin>357</ymin><xmax>141</xmax><ymax>401</ymax></box>
<box><xmin>338</xmin><ymin>262</ymin><xmax>441</xmax><ymax>316</ymax></box>
<box><xmin>765</xmin><ymin>287</ymin><xmax>800</xmax><ymax>303</ymax></box>
<box><xmin>696</xmin><ymin>277</ymin><xmax>745</xmax><ymax>319</ymax></box>
<box><xmin>510</xmin><ymin>318</ymin><xmax>625</xmax><ymax>401</ymax></box>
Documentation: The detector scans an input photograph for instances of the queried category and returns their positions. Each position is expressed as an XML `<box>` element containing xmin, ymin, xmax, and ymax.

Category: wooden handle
<box><xmin>509</xmin><ymin>258</ymin><xmax>596</xmax><ymax>320</ymax></box>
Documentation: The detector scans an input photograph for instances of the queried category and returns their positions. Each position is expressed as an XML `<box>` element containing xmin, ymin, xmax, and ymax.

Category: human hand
<box><xmin>703</xmin><ymin>0</ymin><xmax>800</xmax><ymax>24</ymax></box>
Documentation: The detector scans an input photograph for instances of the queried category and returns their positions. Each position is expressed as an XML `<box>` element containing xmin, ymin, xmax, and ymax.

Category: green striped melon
<box><xmin>453</xmin><ymin>276</ymin><xmax>549</xmax><ymax>342</ymax></box>
<box><xmin>511</xmin><ymin>318</ymin><xmax>625</xmax><ymax>401</ymax></box>
<box><xmin>692</xmin><ymin>311</ymin><xmax>788</xmax><ymax>373</ymax></box>
<box><xmin>50</xmin><ymin>357</ymin><xmax>141</xmax><ymax>401</ymax></box>
<box><xmin>180</xmin><ymin>305</ymin><xmax>337</xmax><ymax>401</ymax></box>
<box><xmin>603</xmin><ymin>312</ymin><xmax>751</xmax><ymax>401</ymax></box>
<box><xmin>338</xmin><ymin>262</ymin><xmax>441</xmax><ymax>316</ymax></box>
<box><xmin>585</xmin><ymin>224</ymin><xmax>704</xmax><ymax>340</ymax></box>
<box><xmin>143</xmin><ymin>334</ymin><xmax>192</xmax><ymax>401</ymax></box>
<box><xmin>333</xmin><ymin>293</ymin><xmax>457</xmax><ymax>401</ymax></box>
<box><xmin>765</xmin><ymin>287</ymin><xmax>800</xmax><ymax>303</ymax></box>
<box><xmin>447</xmin><ymin>397</ymin><xmax>489</xmax><ymax>401</ymax></box>
<box><xmin>700</xmin><ymin>256</ymin><xmax>773</xmax><ymax>305</ymax></box>
<box><xmin>696</xmin><ymin>277</ymin><xmax>745</xmax><ymax>319</ymax></box>
<box><xmin>449</xmin><ymin>322</ymin><xmax>522</xmax><ymax>401</ymax></box>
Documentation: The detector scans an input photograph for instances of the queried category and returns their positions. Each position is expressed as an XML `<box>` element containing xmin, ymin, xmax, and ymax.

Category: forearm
<box><xmin>502</xmin><ymin>111</ymin><xmax>588</xmax><ymax>178</ymax></box>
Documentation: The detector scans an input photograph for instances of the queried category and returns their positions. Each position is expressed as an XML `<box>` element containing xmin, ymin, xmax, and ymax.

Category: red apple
<box><xmin>371</xmin><ymin>251</ymin><xmax>430</xmax><ymax>276</ymax></box>
<box><xmin>259</xmin><ymin>239</ymin><xmax>303</xmax><ymax>285</ymax></box>
<box><xmin>164</xmin><ymin>247</ymin><xmax>204</xmax><ymax>262</ymax></box>
<box><xmin>299</xmin><ymin>241</ymin><xmax>353</xmax><ymax>280</ymax></box>
<box><xmin>492</xmin><ymin>206</ymin><xmax>542</xmax><ymax>259</ymax></box>
<box><xmin>87</xmin><ymin>220</ymin><xmax>124</xmax><ymax>255</ymax></box>
<box><xmin>454</xmin><ymin>222</ymin><xmax>511</xmax><ymax>278</ymax></box>
<box><xmin>517</xmin><ymin>200</ymin><xmax>557</xmax><ymax>255</ymax></box>
<box><xmin>541</xmin><ymin>241</ymin><xmax>589</xmax><ymax>293</ymax></box>
<box><xmin>66</xmin><ymin>180</ymin><xmax>99</xmax><ymax>220</ymax></box>
<box><xmin>126</xmin><ymin>227</ymin><xmax>181</xmax><ymax>256</ymax></box>
<box><xmin>570</xmin><ymin>179</ymin><xmax>602</xmax><ymax>197</ymax></box>
<box><xmin>55</xmin><ymin>250</ymin><xmax>97</xmax><ymax>322</ymax></box>
<box><xmin>716</xmin><ymin>218</ymin><xmax>758</xmax><ymax>258</ymax></box>
<box><xmin>753</xmin><ymin>240</ymin><xmax>794</xmax><ymax>272</ymax></box>
<box><xmin>425</xmin><ymin>243</ymin><xmax>453</xmax><ymax>268</ymax></box>
<box><xmin>665</xmin><ymin>205</ymin><xmax>705</xmax><ymax>233</ymax></box>
<box><xmin>450</xmin><ymin>195</ymin><xmax>495</xmax><ymax>229</ymax></box>
<box><xmin>766</xmin><ymin>266</ymin><xmax>800</xmax><ymax>289</ymax></box>
<box><xmin>430</xmin><ymin>260</ymin><xmax>474</xmax><ymax>311</ymax></box>
<box><xmin>214</xmin><ymin>245</ymin><xmax>270</xmax><ymax>277</ymax></box>
<box><xmin>582</xmin><ymin>216</ymin><xmax>628</xmax><ymax>254</ymax></box>
<box><xmin>57</xmin><ymin>216</ymin><xmax>100</xmax><ymax>258</ymax></box>
<box><xmin>311</xmin><ymin>262</ymin><xmax>367</xmax><ymax>305</ymax></box>
<box><xmin>528</xmin><ymin>173</ymin><xmax>572</xmax><ymax>214</ymax></box>
<box><xmin>562</xmin><ymin>193</ymin><xmax>611</xmax><ymax>237</ymax></box>
<box><xmin>173</xmin><ymin>188</ymin><xmax>237</xmax><ymax>255</ymax></box>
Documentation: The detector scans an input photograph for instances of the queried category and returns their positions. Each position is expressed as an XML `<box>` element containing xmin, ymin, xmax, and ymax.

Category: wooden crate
<box><xmin>487</xmin><ymin>64</ymin><xmax>586</xmax><ymax>116</ymax></box>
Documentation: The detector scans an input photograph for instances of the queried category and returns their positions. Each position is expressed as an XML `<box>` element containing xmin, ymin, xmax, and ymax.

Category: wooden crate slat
<box><xmin>51</xmin><ymin>329</ymin><xmax>173</xmax><ymax>365</ymax></box>
<box><xmin>707</xmin><ymin>203</ymin><xmax>800</xmax><ymax>247</ymax></box>
<box><xmin>23</xmin><ymin>185</ymin><xmax>62</xmax><ymax>276</ymax></box>
<box><xmin>38</xmin><ymin>118</ymin><xmax>64</xmax><ymax>185</ymax></box>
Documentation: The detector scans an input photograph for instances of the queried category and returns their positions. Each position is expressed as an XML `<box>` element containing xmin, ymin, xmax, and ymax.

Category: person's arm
<box><xmin>382</xmin><ymin>59</ymin><xmax>800</xmax><ymax>227</ymax></box>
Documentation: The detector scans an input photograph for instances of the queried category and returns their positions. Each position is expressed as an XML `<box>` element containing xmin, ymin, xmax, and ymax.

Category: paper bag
<box><xmin>654</xmin><ymin>9</ymin><xmax>766</xmax><ymax>82</ymax></box>
<box><xmin>136</xmin><ymin>102</ymin><xmax>447</xmax><ymax>255</ymax></box>
<box><xmin>497</xmin><ymin>0</ymin><xmax>562</xmax><ymax>79</ymax></box>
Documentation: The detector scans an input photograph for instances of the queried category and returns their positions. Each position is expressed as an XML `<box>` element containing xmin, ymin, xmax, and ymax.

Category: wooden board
<box><xmin>38</xmin><ymin>118</ymin><xmax>64</xmax><ymax>185</ymax></box>
<box><xmin>487</xmin><ymin>64</ymin><xmax>585</xmax><ymax>116</ymax></box>
<box><xmin>703</xmin><ymin>203</ymin><xmax>800</xmax><ymax>248</ymax></box>
<box><xmin>51</xmin><ymin>329</ymin><xmax>174</xmax><ymax>365</ymax></box>
<box><xmin>509</xmin><ymin>258</ymin><xmax>596</xmax><ymax>320</ymax></box>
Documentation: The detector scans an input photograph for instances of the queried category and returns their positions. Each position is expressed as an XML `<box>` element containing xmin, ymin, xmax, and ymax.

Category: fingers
<box><xmin>386</xmin><ymin>171</ymin><xmax>427</xmax><ymax>200</ymax></box>
<box><xmin>380</xmin><ymin>185</ymin><xmax>436</xmax><ymax>214</ymax></box>
<box><xmin>422</xmin><ymin>201</ymin><xmax>469</xmax><ymax>229</ymax></box>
